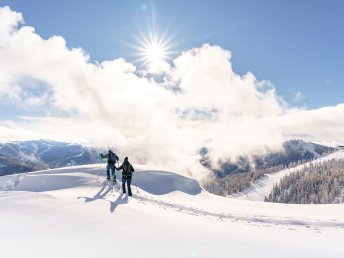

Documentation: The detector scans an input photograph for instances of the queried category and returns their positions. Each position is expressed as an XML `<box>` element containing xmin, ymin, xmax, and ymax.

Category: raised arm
<box><xmin>100</xmin><ymin>153</ymin><xmax>109</xmax><ymax>159</ymax></box>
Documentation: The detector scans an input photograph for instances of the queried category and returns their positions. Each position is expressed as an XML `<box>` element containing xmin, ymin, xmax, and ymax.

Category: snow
<box><xmin>1</xmin><ymin>163</ymin><xmax>344</xmax><ymax>257</ymax></box>
<box><xmin>298</xmin><ymin>141</ymin><xmax>322</xmax><ymax>158</ymax></box>
<box><xmin>235</xmin><ymin>150</ymin><xmax>344</xmax><ymax>201</ymax></box>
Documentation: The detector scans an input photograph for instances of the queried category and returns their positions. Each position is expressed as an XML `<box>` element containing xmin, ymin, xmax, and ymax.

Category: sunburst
<box><xmin>127</xmin><ymin>21</ymin><xmax>176</xmax><ymax>73</ymax></box>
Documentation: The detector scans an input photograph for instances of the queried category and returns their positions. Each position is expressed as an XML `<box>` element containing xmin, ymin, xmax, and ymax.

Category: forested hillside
<box><xmin>265</xmin><ymin>159</ymin><xmax>344</xmax><ymax>204</ymax></box>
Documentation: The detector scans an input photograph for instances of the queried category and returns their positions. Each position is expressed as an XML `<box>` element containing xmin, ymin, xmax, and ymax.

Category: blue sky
<box><xmin>2</xmin><ymin>0</ymin><xmax>343</xmax><ymax>108</ymax></box>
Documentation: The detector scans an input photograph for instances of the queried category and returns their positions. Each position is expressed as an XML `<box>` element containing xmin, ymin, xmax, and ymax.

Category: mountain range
<box><xmin>201</xmin><ymin>139</ymin><xmax>334</xmax><ymax>177</ymax></box>
<box><xmin>0</xmin><ymin>140</ymin><xmax>102</xmax><ymax>176</ymax></box>
<box><xmin>0</xmin><ymin>139</ymin><xmax>334</xmax><ymax>178</ymax></box>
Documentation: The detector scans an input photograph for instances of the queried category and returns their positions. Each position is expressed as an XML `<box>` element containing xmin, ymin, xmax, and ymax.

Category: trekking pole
<box><xmin>116</xmin><ymin>160</ymin><xmax>119</xmax><ymax>185</ymax></box>
<box><xmin>98</xmin><ymin>156</ymin><xmax>102</xmax><ymax>181</ymax></box>
<box><xmin>133</xmin><ymin>174</ymin><xmax>139</xmax><ymax>195</ymax></box>
<box><xmin>112</xmin><ymin>160</ymin><xmax>119</xmax><ymax>192</ymax></box>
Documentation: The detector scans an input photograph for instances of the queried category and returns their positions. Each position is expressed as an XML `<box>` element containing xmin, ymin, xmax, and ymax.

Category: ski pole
<box><xmin>133</xmin><ymin>174</ymin><xmax>139</xmax><ymax>195</ymax></box>
<box><xmin>116</xmin><ymin>161</ymin><xmax>119</xmax><ymax>184</ymax></box>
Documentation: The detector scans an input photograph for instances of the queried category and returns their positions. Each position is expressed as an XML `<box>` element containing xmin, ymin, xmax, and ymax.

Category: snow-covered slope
<box><xmin>1</xmin><ymin>163</ymin><xmax>344</xmax><ymax>258</ymax></box>
<box><xmin>297</xmin><ymin>140</ymin><xmax>322</xmax><ymax>159</ymax></box>
<box><xmin>235</xmin><ymin>150</ymin><xmax>344</xmax><ymax>201</ymax></box>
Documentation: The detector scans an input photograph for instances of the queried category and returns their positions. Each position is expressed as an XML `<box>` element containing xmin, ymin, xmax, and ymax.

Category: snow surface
<box><xmin>1</xmin><ymin>163</ymin><xmax>344</xmax><ymax>258</ymax></box>
<box><xmin>297</xmin><ymin>140</ymin><xmax>322</xmax><ymax>158</ymax></box>
<box><xmin>235</xmin><ymin>150</ymin><xmax>344</xmax><ymax>201</ymax></box>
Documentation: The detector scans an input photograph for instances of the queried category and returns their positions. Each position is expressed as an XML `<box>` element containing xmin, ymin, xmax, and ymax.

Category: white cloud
<box><xmin>0</xmin><ymin>6</ymin><xmax>344</xmax><ymax>177</ymax></box>
<box><xmin>293</xmin><ymin>91</ymin><xmax>305</xmax><ymax>102</ymax></box>
<box><xmin>0</xmin><ymin>6</ymin><xmax>23</xmax><ymax>35</ymax></box>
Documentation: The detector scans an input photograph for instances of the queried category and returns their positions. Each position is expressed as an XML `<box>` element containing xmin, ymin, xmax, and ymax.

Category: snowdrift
<box><xmin>1</xmin><ymin>163</ymin><xmax>344</xmax><ymax>258</ymax></box>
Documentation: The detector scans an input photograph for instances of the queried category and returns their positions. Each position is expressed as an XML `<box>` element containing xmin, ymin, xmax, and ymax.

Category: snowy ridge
<box><xmin>297</xmin><ymin>140</ymin><xmax>322</xmax><ymax>158</ymax></box>
<box><xmin>1</xmin><ymin>164</ymin><xmax>344</xmax><ymax>257</ymax></box>
<box><xmin>294</xmin><ymin>140</ymin><xmax>321</xmax><ymax>159</ymax></box>
<box><xmin>235</xmin><ymin>150</ymin><xmax>344</xmax><ymax>201</ymax></box>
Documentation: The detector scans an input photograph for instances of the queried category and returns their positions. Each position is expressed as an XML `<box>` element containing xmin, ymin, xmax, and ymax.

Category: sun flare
<box><xmin>137</xmin><ymin>36</ymin><xmax>170</xmax><ymax>72</ymax></box>
<box><xmin>144</xmin><ymin>43</ymin><xmax>165</xmax><ymax>64</ymax></box>
<box><xmin>129</xmin><ymin>27</ymin><xmax>175</xmax><ymax>73</ymax></box>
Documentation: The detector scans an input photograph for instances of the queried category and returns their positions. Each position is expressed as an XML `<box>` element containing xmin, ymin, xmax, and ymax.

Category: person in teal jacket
<box><xmin>100</xmin><ymin>150</ymin><xmax>119</xmax><ymax>182</ymax></box>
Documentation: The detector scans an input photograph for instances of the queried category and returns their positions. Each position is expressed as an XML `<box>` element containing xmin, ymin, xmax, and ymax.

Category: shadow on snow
<box><xmin>77</xmin><ymin>181</ymin><xmax>128</xmax><ymax>213</ymax></box>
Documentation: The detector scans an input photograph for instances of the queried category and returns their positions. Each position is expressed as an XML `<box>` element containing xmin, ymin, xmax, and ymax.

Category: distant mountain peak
<box><xmin>0</xmin><ymin>140</ymin><xmax>103</xmax><ymax>176</ymax></box>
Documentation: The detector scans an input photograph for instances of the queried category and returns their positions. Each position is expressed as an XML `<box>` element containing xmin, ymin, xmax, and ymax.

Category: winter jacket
<box><xmin>117</xmin><ymin>161</ymin><xmax>135</xmax><ymax>179</ymax></box>
<box><xmin>101</xmin><ymin>152</ymin><xmax>119</xmax><ymax>164</ymax></box>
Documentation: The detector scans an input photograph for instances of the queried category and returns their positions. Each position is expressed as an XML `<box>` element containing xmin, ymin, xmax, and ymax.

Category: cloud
<box><xmin>292</xmin><ymin>91</ymin><xmax>305</xmax><ymax>103</ymax></box>
<box><xmin>0</xmin><ymin>6</ymin><xmax>343</xmax><ymax>177</ymax></box>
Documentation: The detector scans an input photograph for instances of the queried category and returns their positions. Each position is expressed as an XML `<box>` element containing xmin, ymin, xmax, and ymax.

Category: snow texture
<box><xmin>1</xmin><ymin>162</ymin><xmax>344</xmax><ymax>258</ymax></box>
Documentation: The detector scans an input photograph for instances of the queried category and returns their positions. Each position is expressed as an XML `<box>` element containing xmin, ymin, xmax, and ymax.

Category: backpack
<box><xmin>122</xmin><ymin>162</ymin><xmax>134</xmax><ymax>178</ymax></box>
<box><xmin>109</xmin><ymin>152</ymin><xmax>118</xmax><ymax>163</ymax></box>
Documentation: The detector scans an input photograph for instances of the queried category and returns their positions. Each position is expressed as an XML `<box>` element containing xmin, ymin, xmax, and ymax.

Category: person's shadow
<box><xmin>109</xmin><ymin>193</ymin><xmax>128</xmax><ymax>213</ymax></box>
<box><xmin>78</xmin><ymin>181</ymin><xmax>128</xmax><ymax>213</ymax></box>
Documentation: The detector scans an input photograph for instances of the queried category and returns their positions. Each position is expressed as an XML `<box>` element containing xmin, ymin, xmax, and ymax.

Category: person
<box><xmin>116</xmin><ymin>157</ymin><xmax>135</xmax><ymax>196</ymax></box>
<box><xmin>100</xmin><ymin>150</ymin><xmax>119</xmax><ymax>182</ymax></box>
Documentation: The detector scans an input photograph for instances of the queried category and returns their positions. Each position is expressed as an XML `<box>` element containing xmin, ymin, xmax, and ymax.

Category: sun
<box><xmin>139</xmin><ymin>38</ymin><xmax>170</xmax><ymax>73</ymax></box>
<box><xmin>128</xmin><ymin>27</ymin><xmax>175</xmax><ymax>73</ymax></box>
<box><xmin>144</xmin><ymin>43</ymin><xmax>165</xmax><ymax>64</ymax></box>
<box><xmin>135</xmin><ymin>34</ymin><xmax>171</xmax><ymax>73</ymax></box>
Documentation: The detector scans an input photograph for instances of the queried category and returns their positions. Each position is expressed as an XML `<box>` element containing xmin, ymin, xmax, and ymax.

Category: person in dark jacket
<box><xmin>100</xmin><ymin>150</ymin><xmax>119</xmax><ymax>182</ymax></box>
<box><xmin>116</xmin><ymin>157</ymin><xmax>135</xmax><ymax>196</ymax></box>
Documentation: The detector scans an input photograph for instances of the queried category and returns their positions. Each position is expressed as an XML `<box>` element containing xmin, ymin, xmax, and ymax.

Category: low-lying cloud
<box><xmin>1</xmin><ymin>6</ymin><xmax>344</xmax><ymax>177</ymax></box>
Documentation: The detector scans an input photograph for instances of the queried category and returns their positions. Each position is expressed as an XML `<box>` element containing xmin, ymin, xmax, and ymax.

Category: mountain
<box><xmin>202</xmin><ymin>140</ymin><xmax>334</xmax><ymax>178</ymax></box>
<box><xmin>235</xmin><ymin>150</ymin><xmax>344</xmax><ymax>201</ymax></box>
<box><xmin>0</xmin><ymin>164</ymin><xmax>343</xmax><ymax>257</ymax></box>
<box><xmin>0</xmin><ymin>139</ymin><xmax>334</xmax><ymax>180</ymax></box>
<box><xmin>0</xmin><ymin>154</ymin><xmax>47</xmax><ymax>174</ymax></box>
<box><xmin>265</xmin><ymin>158</ymin><xmax>344</xmax><ymax>204</ymax></box>
<box><xmin>0</xmin><ymin>140</ymin><xmax>102</xmax><ymax>176</ymax></box>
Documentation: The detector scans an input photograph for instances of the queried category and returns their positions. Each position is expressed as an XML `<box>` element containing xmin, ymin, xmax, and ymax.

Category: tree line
<box><xmin>203</xmin><ymin>164</ymin><xmax>290</xmax><ymax>196</ymax></box>
<box><xmin>265</xmin><ymin>159</ymin><xmax>344</xmax><ymax>204</ymax></box>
